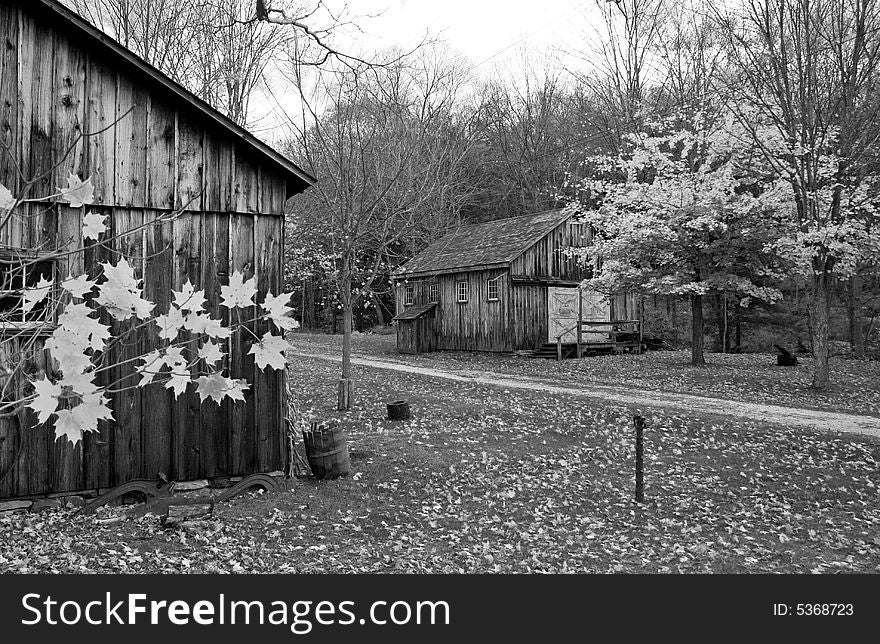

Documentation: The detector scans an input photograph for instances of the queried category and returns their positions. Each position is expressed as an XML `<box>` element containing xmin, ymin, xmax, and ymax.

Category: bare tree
<box><xmin>570</xmin><ymin>0</ymin><xmax>670</xmax><ymax>151</ymax></box>
<box><xmin>281</xmin><ymin>49</ymin><xmax>478</xmax><ymax>409</ymax></box>
<box><xmin>64</xmin><ymin>0</ymin><xmax>340</xmax><ymax>126</ymax></box>
<box><xmin>468</xmin><ymin>52</ymin><xmax>595</xmax><ymax>220</ymax></box>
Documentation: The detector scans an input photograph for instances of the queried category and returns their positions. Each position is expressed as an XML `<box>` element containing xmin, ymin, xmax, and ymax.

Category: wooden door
<box><xmin>547</xmin><ymin>287</ymin><xmax>610</xmax><ymax>342</ymax></box>
<box><xmin>581</xmin><ymin>290</ymin><xmax>611</xmax><ymax>341</ymax></box>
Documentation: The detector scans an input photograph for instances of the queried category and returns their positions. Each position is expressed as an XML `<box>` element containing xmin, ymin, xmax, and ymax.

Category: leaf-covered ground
<box><xmin>290</xmin><ymin>332</ymin><xmax>880</xmax><ymax>416</ymax></box>
<box><xmin>2</xmin><ymin>338</ymin><xmax>878</xmax><ymax>573</ymax></box>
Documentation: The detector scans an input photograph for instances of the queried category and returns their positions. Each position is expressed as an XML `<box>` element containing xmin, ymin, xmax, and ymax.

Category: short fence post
<box><xmin>637</xmin><ymin>318</ymin><xmax>643</xmax><ymax>355</ymax></box>
<box><xmin>557</xmin><ymin>336</ymin><xmax>562</xmax><ymax>362</ymax></box>
<box><xmin>633</xmin><ymin>415</ymin><xmax>645</xmax><ymax>503</ymax></box>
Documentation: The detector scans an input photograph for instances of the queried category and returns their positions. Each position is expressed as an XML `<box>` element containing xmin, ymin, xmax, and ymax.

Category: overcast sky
<box><xmin>345</xmin><ymin>0</ymin><xmax>594</xmax><ymax>67</ymax></box>
<box><xmin>251</xmin><ymin>0</ymin><xmax>603</xmax><ymax>140</ymax></box>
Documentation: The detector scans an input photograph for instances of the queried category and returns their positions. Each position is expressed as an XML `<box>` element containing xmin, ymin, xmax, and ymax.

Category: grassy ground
<box><xmin>2</xmin><ymin>334</ymin><xmax>878</xmax><ymax>573</ymax></box>
<box><xmin>290</xmin><ymin>332</ymin><xmax>880</xmax><ymax>416</ymax></box>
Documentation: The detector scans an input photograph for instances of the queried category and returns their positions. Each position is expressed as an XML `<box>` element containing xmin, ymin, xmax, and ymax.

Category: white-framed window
<box><xmin>486</xmin><ymin>278</ymin><xmax>499</xmax><ymax>301</ymax></box>
<box><xmin>404</xmin><ymin>283</ymin><xmax>414</xmax><ymax>306</ymax></box>
<box><xmin>428</xmin><ymin>282</ymin><xmax>439</xmax><ymax>303</ymax></box>
<box><xmin>456</xmin><ymin>280</ymin><xmax>469</xmax><ymax>303</ymax></box>
<box><xmin>0</xmin><ymin>254</ymin><xmax>58</xmax><ymax>330</ymax></box>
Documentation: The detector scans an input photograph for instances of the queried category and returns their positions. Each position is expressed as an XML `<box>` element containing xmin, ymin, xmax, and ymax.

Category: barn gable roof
<box><xmin>396</xmin><ymin>209</ymin><xmax>571</xmax><ymax>277</ymax></box>
<box><xmin>30</xmin><ymin>0</ymin><xmax>315</xmax><ymax>196</ymax></box>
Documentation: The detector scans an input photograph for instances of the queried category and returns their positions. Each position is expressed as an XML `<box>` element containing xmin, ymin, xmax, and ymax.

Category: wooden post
<box><xmin>637</xmin><ymin>318</ymin><xmax>643</xmax><ymax>355</ymax></box>
<box><xmin>576</xmin><ymin>291</ymin><xmax>583</xmax><ymax>358</ymax></box>
<box><xmin>556</xmin><ymin>336</ymin><xmax>562</xmax><ymax>362</ymax></box>
<box><xmin>633</xmin><ymin>415</ymin><xmax>645</xmax><ymax>503</ymax></box>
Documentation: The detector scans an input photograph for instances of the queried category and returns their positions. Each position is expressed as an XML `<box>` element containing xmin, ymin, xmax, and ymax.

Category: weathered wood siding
<box><xmin>0</xmin><ymin>2</ymin><xmax>289</xmax><ymax>211</ymax></box>
<box><xmin>396</xmin><ymin>312</ymin><xmax>438</xmax><ymax>354</ymax></box>
<box><xmin>509</xmin><ymin>285</ymin><xmax>549</xmax><ymax>349</ymax></box>
<box><xmin>0</xmin><ymin>3</ymin><xmax>291</xmax><ymax>499</ymax></box>
<box><xmin>0</xmin><ymin>210</ymin><xmax>287</xmax><ymax>499</ymax></box>
<box><xmin>394</xmin><ymin>217</ymin><xmax>593</xmax><ymax>353</ymax></box>
<box><xmin>509</xmin><ymin>220</ymin><xmax>592</xmax><ymax>280</ymax></box>
<box><xmin>396</xmin><ymin>269</ymin><xmax>512</xmax><ymax>352</ymax></box>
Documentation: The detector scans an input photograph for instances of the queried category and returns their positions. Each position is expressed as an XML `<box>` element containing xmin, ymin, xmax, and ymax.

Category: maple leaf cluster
<box><xmin>18</xmin><ymin>256</ymin><xmax>296</xmax><ymax>443</ymax></box>
<box><xmin>4</xmin><ymin>175</ymin><xmax>306</xmax><ymax>445</ymax></box>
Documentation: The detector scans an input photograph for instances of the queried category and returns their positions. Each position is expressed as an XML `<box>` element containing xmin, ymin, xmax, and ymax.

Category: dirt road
<box><xmin>289</xmin><ymin>349</ymin><xmax>880</xmax><ymax>440</ymax></box>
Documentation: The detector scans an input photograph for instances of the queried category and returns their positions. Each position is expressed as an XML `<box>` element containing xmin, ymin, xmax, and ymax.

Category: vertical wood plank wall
<box><xmin>396</xmin><ymin>269</ymin><xmax>511</xmax><ymax>352</ymax></box>
<box><xmin>394</xmin><ymin>220</ymin><xmax>598</xmax><ymax>353</ymax></box>
<box><xmin>509</xmin><ymin>220</ymin><xmax>592</xmax><ymax>281</ymax></box>
<box><xmin>0</xmin><ymin>4</ymin><xmax>290</xmax><ymax>498</ymax></box>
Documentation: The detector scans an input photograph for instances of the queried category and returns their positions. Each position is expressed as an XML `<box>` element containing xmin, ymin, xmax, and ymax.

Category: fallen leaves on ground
<box><xmin>2</xmin><ymin>340</ymin><xmax>878</xmax><ymax>574</ymax></box>
<box><xmin>289</xmin><ymin>332</ymin><xmax>880</xmax><ymax>416</ymax></box>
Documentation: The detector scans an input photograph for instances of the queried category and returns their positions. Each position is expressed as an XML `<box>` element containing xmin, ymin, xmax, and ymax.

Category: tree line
<box><xmin>63</xmin><ymin>0</ymin><xmax>880</xmax><ymax>394</ymax></box>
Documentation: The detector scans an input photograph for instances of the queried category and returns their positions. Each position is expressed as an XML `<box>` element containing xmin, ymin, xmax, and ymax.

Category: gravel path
<box><xmin>289</xmin><ymin>349</ymin><xmax>880</xmax><ymax>440</ymax></box>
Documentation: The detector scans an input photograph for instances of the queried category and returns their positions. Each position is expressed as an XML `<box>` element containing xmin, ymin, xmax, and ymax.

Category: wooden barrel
<box><xmin>387</xmin><ymin>400</ymin><xmax>411</xmax><ymax>421</ymax></box>
<box><xmin>302</xmin><ymin>422</ymin><xmax>351</xmax><ymax>480</ymax></box>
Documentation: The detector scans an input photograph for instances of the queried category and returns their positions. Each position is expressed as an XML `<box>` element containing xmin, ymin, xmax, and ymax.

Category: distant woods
<box><xmin>64</xmin><ymin>0</ymin><xmax>880</xmax><ymax>381</ymax></box>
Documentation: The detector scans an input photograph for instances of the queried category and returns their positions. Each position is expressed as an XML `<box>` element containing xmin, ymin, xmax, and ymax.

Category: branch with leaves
<box><xmin>1</xmin><ymin>172</ymin><xmax>300</xmax><ymax>443</ymax></box>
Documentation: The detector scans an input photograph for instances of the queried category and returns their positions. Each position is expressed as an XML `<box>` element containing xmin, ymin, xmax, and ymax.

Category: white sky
<box><xmin>251</xmin><ymin>0</ymin><xmax>604</xmax><ymax>141</ymax></box>
<box><xmin>346</xmin><ymin>0</ymin><xmax>596</xmax><ymax>67</ymax></box>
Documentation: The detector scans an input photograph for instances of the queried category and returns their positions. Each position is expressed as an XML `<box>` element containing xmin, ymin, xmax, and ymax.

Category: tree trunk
<box><xmin>722</xmin><ymin>292</ymin><xmax>728</xmax><ymax>353</ymax></box>
<box><xmin>371</xmin><ymin>292</ymin><xmax>386</xmax><ymax>327</ymax></box>
<box><xmin>670</xmin><ymin>297</ymin><xmax>678</xmax><ymax>348</ymax></box>
<box><xmin>303</xmin><ymin>277</ymin><xmax>317</xmax><ymax>330</ymax></box>
<box><xmin>691</xmin><ymin>293</ymin><xmax>705</xmax><ymax>366</ymax></box>
<box><xmin>711</xmin><ymin>292</ymin><xmax>726</xmax><ymax>352</ymax></box>
<box><xmin>337</xmin><ymin>276</ymin><xmax>353</xmax><ymax>411</ymax></box>
<box><xmin>848</xmin><ymin>275</ymin><xmax>865</xmax><ymax>358</ymax></box>
<box><xmin>734</xmin><ymin>303</ymin><xmax>742</xmax><ymax>353</ymax></box>
<box><xmin>810</xmin><ymin>271</ymin><xmax>832</xmax><ymax>389</ymax></box>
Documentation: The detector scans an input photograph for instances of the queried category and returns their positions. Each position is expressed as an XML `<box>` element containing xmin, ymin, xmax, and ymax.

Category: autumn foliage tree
<box><xmin>717</xmin><ymin>0</ymin><xmax>880</xmax><ymax>386</ymax></box>
<box><xmin>575</xmin><ymin>112</ymin><xmax>786</xmax><ymax>365</ymax></box>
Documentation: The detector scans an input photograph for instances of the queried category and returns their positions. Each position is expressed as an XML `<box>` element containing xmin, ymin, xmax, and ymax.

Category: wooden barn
<box><xmin>0</xmin><ymin>0</ymin><xmax>315</xmax><ymax>500</ymax></box>
<box><xmin>392</xmin><ymin>209</ymin><xmax>638</xmax><ymax>355</ymax></box>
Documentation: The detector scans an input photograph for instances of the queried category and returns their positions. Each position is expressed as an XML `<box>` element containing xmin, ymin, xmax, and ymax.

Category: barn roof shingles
<box><xmin>396</xmin><ymin>209</ymin><xmax>570</xmax><ymax>277</ymax></box>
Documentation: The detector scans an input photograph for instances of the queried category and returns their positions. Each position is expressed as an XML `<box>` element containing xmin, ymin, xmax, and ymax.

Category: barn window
<box><xmin>428</xmin><ymin>282</ymin><xmax>439</xmax><ymax>303</ymax></box>
<box><xmin>0</xmin><ymin>255</ymin><xmax>58</xmax><ymax>329</ymax></box>
<box><xmin>456</xmin><ymin>280</ymin><xmax>469</xmax><ymax>303</ymax></box>
<box><xmin>486</xmin><ymin>278</ymin><xmax>499</xmax><ymax>301</ymax></box>
<box><xmin>404</xmin><ymin>284</ymin><xmax>414</xmax><ymax>306</ymax></box>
